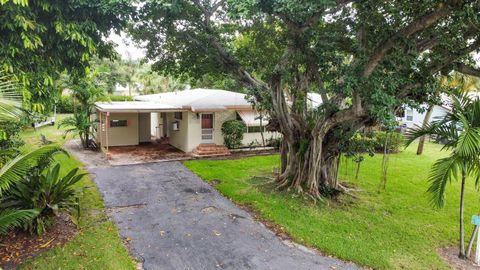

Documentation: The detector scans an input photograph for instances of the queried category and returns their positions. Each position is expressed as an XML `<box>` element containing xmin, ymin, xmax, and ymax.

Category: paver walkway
<box><xmin>89</xmin><ymin>162</ymin><xmax>359</xmax><ymax>270</ymax></box>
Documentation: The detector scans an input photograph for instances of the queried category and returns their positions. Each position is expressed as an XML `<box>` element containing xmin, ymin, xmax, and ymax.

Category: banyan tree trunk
<box><xmin>276</xmin><ymin>135</ymin><xmax>340</xmax><ymax>198</ymax></box>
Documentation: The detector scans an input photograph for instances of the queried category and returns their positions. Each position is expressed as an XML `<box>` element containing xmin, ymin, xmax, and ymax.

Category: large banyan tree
<box><xmin>132</xmin><ymin>0</ymin><xmax>480</xmax><ymax>198</ymax></box>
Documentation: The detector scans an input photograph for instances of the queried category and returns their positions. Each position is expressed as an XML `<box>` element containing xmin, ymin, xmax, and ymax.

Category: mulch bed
<box><xmin>439</xmin><ymin>247</ymin><xmax>480</xmax><ymax>270</ymax></box>
<box><xmin>0</xmin><ymin>215</ymin><xmax>78</xmax><ymax>269</ymax></box>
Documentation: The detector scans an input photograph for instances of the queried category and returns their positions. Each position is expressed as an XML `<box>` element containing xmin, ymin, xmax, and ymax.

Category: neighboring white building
<box><xmin>94</xmin><ymin>89</ymin><xmax>279</xmax><ymax>154</ymax></box>
<box><xmin>112</xmin><ymin>82</ymin><xmax>143</xmax><ymax>96</ymax></box>
<box><xmin>398</xmin><ymin>104</ymin><xmax>450</xmax><ymax>128</ymax></box>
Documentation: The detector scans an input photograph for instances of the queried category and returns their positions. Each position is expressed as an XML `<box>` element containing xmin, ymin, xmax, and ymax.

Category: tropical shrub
<box><xmin>221</xmin><ymin>120</ymin><xmax>246</xmax><ymax>149</ymax></box>
<box><xmin>59</xmin><ymin>72</ymin><xmax>106</xmax><ymax>149</ymax></box>
<box><xmin>3</xmin><ymin>162</ymin><xmax>86</xmax><ymax>234</ymax></box>
<box><xmin>0</xmin><ymin>146</ymin><xmax>64</xmax><ymax>234</ymax></box>
<box><xmin>57</xmin><ymin>95</ymin><xmax>74</xmax><ymax>113</ymax></box>
<box><xmin>59</xmin><ymin>111</ymin><xmax>93</xmax><ymax>149</ymax></box>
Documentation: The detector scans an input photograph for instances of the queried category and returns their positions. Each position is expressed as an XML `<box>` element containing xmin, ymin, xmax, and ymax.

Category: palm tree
<box><xmin>59</xmin><ymin>73</ymin><xmax>106</xmax><ymax>149</ymax></box>
<box><xmin>417</xmin><ymin>74</ymin><xmax>480</xmax><ymax>155</ymax></box>
<box><xmin>406</xmin><ymin>91</ymin><xmax>480</xmax><ymax>259</ymax></box>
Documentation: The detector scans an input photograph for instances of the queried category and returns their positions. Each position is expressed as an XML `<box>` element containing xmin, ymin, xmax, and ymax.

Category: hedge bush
<box><xmin>221</xmin><ymin>120</ymin><xmax>246</xmax><ymax>149</ymax></box>
<box><xmin>373</xmin><ymin>131</ymin><xmax>404</xmax><ymax>153</ymax></box>
<box><xmin>109</xmin><ymin>95</ymin><xmax>133</xmax><ymax>101</ymax></box>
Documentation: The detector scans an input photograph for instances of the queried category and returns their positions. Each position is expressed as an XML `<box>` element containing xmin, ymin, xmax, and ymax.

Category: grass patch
<box><xmin>184</xmin><ymin>142</ymin><xmax>476</xmax><ymax>269</ymax></box>
<box><xmin>16</xmin><ymin>114</ymin><xmax>135</xmax><ymax>270</ymax></box>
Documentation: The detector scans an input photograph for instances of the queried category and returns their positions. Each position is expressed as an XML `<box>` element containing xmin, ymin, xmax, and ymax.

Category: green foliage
<box><xmin>0</xmin><ymin>120</ymin><xmax>25</xmax><ymax>151</ymax></box>
<box><xmin>3</xmin><ymin>163</ymin><xmax>86</xmax><ymax>234</ymax></box>
<box><xmin>0</xmin><ymin>0</ymin><xmax>132</xmax><ymax>113</ymax></box>
<box><xmin>0</xmin><ymin>209</ymin><xmax>39</xmax><ymax>235</ymax></box>
<box><xmin>0</xmin><ymin>145</ymin><xmax>64</xmax><ymax>196</ymax></box>
<box><xmin>15</xmin><ymin>115</ymin><xmax>135</xmax><ymax>268</ymax></box>
<box><xmin>373</xmin><ymin>132</ymin><xmax>405</xmax><ymax>154</ymax></box>
<box><xmin>59</xmin><ymin>71</ymin><xmax>106</xmax><ymax>149</ymax></box>
<box><xmin>109</xmin><ymin>95</ymin><xmax>133</xmax><ymax>101</ymax></box>
<box><xmin>0</xmin><ymin>146</ymin><xmax>64</xmax><ymax>234</ymax></box>
<box><xmin>57</xmin><ymin>95</ymin><xmax>74</xmax><ymax>113</ymax></box>
<box><xmin>221</xmin><ymin>120</ymin><xmax>247</xmax><ymax>149</ymax></box>
<box><xmin>406</xmin><ymin>92</ymin><xmax>480</xmax><ymax>208</ymax></box>
<box><xmin>59</xmin><ymin>111</ymin><xmax>93</xmax><ymax>149</ymax></box>
<box><xmin>0</xmin><ymin>70</ymin><xmax>23</xmax><ymax>122</ymax></box>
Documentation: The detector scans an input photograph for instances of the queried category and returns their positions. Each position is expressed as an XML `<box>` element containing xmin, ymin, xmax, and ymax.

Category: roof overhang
<box><xmin>95</xmin><ymin>102</ymin><xmax>183</xmax><ymax>113</ymax></box>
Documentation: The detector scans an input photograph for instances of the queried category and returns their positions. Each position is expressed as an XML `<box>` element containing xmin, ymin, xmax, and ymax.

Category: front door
<box><xmin>201</xmin><ymin>113</ymin><xmax>214</xmax><ymax>143</ymax></box>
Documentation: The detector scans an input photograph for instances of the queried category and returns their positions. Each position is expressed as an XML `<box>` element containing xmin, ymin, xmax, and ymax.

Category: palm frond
<box><xmin>0</xmin><ymin>146</ymin><xmax>66</xmax><ymax>196</ymax></box>
<box><xmin>456</xmin><ymin>127</ymin><xmax>480</xmax><ymax>158</ymax></box>
<box><xmin>427</xmin><ymin>155</ymin><xmax>461</xmax><ymax>208</ymax></box>
<box><xmin>0</xmin><ymin>71</ymin><xmax>22</xmax><ymax>122</ymax></box>
<box><xmin>0</xmin><ymin>209</ymin><xmax>39</xmax><ymax>234</ymax></box>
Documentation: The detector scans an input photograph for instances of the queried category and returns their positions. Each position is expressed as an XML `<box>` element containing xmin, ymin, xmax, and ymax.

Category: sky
<box><xmin>109</xmin><ymin>32</ymin><xmax>146</xmax><ymax>61</ymax></box>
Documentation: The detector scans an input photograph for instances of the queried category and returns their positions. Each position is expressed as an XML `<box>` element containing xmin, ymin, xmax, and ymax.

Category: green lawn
<box><xmin>185</xmin><ymin>142</ymin><xmax>474</xmax><ymax>269</ymax></box>
<box><xmin>16</xmin><ymin>114</ymin><xmax>136</xmax><ymax>270</ymax></box>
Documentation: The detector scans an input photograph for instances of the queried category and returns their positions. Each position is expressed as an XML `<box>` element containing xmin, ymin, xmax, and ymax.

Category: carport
<box><xmin>94</xmin><ymin>101</ymin><xmax>183</xmax><ymax>155</ymax></box>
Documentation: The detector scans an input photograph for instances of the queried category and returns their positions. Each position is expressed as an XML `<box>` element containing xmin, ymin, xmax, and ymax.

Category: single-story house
<box><xmin>94</xmin><ymin>89</ymin><xmax>279</xmax><ymax>155</ymax></box>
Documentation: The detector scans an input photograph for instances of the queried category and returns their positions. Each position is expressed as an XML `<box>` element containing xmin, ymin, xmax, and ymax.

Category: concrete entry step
<box><xmin>191</xmin><ymin>144</ymin><xmax>231</xmax><ymax>157</ymax></box>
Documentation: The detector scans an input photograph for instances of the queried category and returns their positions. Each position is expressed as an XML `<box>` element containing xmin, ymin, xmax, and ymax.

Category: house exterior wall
<box><xmin>138</xmin><ymin>113</ymin><xmax>151</xmax><ymax>143</ymax></box>
<box><xmin>242</xmin><ymin>132</ymin><xmax>280</xmax><ymax>146</ymax></box>
<box><xmin>167</xmin><ymin>112</ymin><xmax>190</xmax><ymax>152</ymax></box>
<box><xmin>101</xmin><ymin>112</ymin><xmax>139</xmax><ymax>147</ymax></box>
<box><xmin>182</xmin><ymin>110</ymin><xmax>280</xmax><ymax>151</ymax></box>
<box><xmin>400</xmin><ymin>105</ymin><xmax>449</xmax><ymax>128</ymax></box>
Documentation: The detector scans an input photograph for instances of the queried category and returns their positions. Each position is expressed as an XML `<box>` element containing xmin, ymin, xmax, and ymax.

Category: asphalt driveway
<box><xmin>89</xmin><ymin>162</ymin><xmax>359</xmax><ymax>270</ymax></box>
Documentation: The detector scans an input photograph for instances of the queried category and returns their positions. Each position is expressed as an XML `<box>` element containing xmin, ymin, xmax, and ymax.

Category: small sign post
<box><xmin>472</xmin><ymin>215</ymin><xmax>480</xmax><ymax>264</ymax></box>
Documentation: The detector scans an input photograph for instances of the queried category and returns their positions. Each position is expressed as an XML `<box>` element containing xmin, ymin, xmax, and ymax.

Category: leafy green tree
<box><xmin>0</xmin><ymin>0</ymin><xmax>132</xmax><ymax>112</ymax></box>
<box><xmin>406</xmin><ymin>92</ymin><xmax>480</xmax><ymax>259</ymax></box>
<box><xmin>131</xmin><ymin>0</ymin><xmax>480</xmax><ymax>198</ymax></box>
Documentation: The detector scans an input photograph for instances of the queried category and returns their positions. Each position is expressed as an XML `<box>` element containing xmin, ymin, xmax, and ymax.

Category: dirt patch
<box><xmin>439</xmin><ymin>247</ymin><xmax>480</xmax><ymax>270</ymax></box>
<box><xmin>209</xmin><ymin>179</ymin><xmax>222</xmax><ymax>187</ymax></box>
<box><xmin>0</xmin><ymin>215</ymin><xmax>78</xmax><ymax>269</ymax></box>
<box><xmin>108</xmin><ymin>142</ymin><xmax>190</xmax><ymax>165</ymax></box>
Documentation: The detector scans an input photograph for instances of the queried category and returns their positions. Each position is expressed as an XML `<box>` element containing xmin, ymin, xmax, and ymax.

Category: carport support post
<box><xmin>105</xmin><ymin>112</ymin><xmax>109</xmax><ymax>155</ymax></box>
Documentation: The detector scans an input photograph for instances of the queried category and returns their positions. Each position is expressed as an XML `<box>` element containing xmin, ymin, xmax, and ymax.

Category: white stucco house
<box><xmin>94</xmin><ymin>89</ymin><xmax>279</xmax><ymax>155</ymax></box>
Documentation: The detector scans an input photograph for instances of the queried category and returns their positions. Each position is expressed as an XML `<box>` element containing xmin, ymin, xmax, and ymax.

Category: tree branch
<box><xmin>362</xmin><ymin>5</ymin><xmax>452</xmax><ymax>78</ymax></box>
<box><xmin>454</xmin><ymin>62</ymin><xmax>480</xmax><ymax>77</ymax></box>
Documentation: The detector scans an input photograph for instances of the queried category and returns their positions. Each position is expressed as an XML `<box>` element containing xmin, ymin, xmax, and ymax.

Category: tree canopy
<box><xmin>132</xmin><ymin>0</ymin><xmax>480</xmax><ymax>197</ymax></box>
<box><xmin>0</xmin><ymin>0</ymin><xmax>133</xmax><ymax>112</ymax></box>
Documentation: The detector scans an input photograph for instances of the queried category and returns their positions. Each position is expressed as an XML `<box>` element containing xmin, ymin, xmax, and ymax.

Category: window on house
<box><xmin>247</xmin><ymin>126</ymin><xmax>264</xmax><ymax>133</ymax></box>
<box><xmin>174</xmin><ymin>112</ymin><xmax>183</xmax><ymax>120</ymax></box>
<box><xmin>110</xmin><ymin>119</ymin><xmax>128</xmax><ymax>127</ymax></box>
<box><xmin>406</xmin><ymin>110</ymin><xmax>414</xmax><ymax>121</ymax></box>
